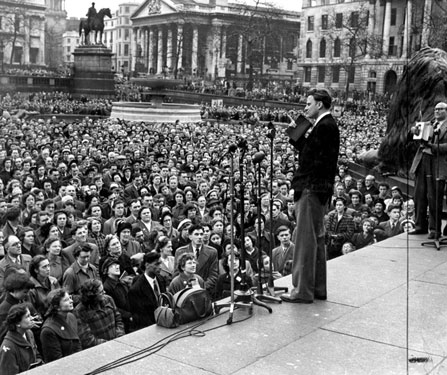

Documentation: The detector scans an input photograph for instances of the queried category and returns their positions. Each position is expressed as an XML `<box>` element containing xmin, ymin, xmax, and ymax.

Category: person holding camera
<box><xmin>410</xmin><ymin>102</ymin><xmax>447</xmax><ymax>239</ymax></box>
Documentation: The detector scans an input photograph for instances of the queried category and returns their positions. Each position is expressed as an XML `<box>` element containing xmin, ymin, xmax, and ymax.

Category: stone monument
<box><xmin>71</xmin><ymin>4</ymin><xmax>114</xmax><ymax>97</ymax></box>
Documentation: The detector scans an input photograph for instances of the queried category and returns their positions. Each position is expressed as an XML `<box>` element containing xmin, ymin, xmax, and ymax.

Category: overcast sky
<box><xmin>66</xmin><ymin>0</ymin><xmax>302</xmax><ymax>18</ymax></box>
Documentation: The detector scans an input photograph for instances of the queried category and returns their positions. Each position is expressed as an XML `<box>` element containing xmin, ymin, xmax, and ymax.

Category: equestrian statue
<box><xmin>79</xmin><ymin>3</ymin><xmax>112</xmax><ymax>45</ymax></box>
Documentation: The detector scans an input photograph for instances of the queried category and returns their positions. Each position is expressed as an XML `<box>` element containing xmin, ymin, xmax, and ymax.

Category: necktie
<box><xmin>153</xmin><ymin>278</ymin><xmax>160</xmax><ymax>298</ymax></box>
<box><xmin>196</xmin><ymin>246</ymin><xmax>200</xmax><ymax>260</ymax></box>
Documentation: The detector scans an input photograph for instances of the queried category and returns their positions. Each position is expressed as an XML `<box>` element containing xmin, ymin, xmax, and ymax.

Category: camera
<box><xmin>411</xmin><ymin>122</ymin><xmax>433</xmax><ymax>141</ymax></box>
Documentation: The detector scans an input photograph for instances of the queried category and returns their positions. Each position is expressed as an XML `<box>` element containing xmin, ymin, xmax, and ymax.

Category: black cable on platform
<box><xmin>85</xmin><ymin>307</ymin><xmax>253</xmax><ymax>375</ymax></box>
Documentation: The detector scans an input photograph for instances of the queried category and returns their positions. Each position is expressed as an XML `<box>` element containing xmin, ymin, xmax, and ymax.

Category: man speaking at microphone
<box><xmin>410</xmin><ymin>101</ymin><xmax>447</xmax><ymax>239</ymax></box>
<box><xmin>281</xmin><ymin>89</ymin><xmax>339</xmax><ymax>304</ymax></box>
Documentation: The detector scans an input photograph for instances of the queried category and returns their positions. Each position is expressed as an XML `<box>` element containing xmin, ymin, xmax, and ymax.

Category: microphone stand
<box><xmin>214</xmin><ymin>143</ymin><xmax>271</xmax><ymax>322</ymax></box>
<box><xmin>265</xmin><ymin>122</ymin><xmax>288</xmax><ymax>296</ymax></box>
<box><xmin>422</xmin><ymin>123</ymin><xmax>447</xmax><ymax>250</ymax></box>
<box><xmin>253</xmin><ymin>151</ymin><xmax>282</xmax><ymax>303</ymax></box>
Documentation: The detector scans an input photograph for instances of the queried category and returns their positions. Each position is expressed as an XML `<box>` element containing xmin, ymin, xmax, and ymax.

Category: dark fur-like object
<box><xmin>378</xmin><ymin>47</ymin><xmax>447</xmax><ymax>176</ymax></box>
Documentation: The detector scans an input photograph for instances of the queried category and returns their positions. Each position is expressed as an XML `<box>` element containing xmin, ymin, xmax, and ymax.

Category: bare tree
<box><xmin>326</xmin><ymin>3</ymin><xmax>382</xmax><ymax>96</ymax></box>
<box><xmin>228</xmin><ymin>0</ymin><xmax>292</xmax><ymax>91</ymax></box>
<box><xmin>0</xmin><ymin>1</ymin><xmax>45</xmax><ymax>66</ymax></box>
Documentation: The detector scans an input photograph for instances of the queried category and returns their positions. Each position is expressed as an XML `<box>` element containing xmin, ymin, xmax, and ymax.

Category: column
<box><xmin>177</xmin><ymin>24</ymin><xmax>183</xmax><ymax>71</ymax></box>
<box><xmin>131</xmin><ymin>27</ymin><xmax>138</xmax><ymax>72</ymax></box>
<box><xmin>421</xmin><ymin>0</ymin><xmax>433</xmax><ymax>47</ymax></box>
<box><xmin>402</xmin><ymin>0</ymin><xmax>412</xmax><ymax>59</ymax></box>
<box><xmin>167</xmin><ymin>27</ymin><xmax>173</xmax><ymax>70</ymax></box>
<box><xmin>157</xmin><ymin>27</ymin><xmax>163</xmax><ymax>74</ymax></box>
<box><xmin>148</xmin><ymin>28</ymin><xmax>154</xmax><ymax>74</ymax></box>
<box><xmin>144</xmin><ymin>28</ymin><xmax>149</xmax><ymax>71</ymax></box>
<box><xmin>211</xmin><ymin>23</ymin><xmax>221</xmax><ymax>79</ymax></box>
<box><xmin>382</xmin><ymin>0</ymin><xmax>391</xmax><ymax>56</ymax></box>
<box><xmin>237</xmin><ymin>34</ymin><xmax>243</xmax><ymax>73</ymax></box>
<box><xmin>192</xmin><ymin>26</ymin><xmax>198</xmax><ymax>75</ymax></box>
<box><xmin>365</xmin><ymin>0</ymin><xmax>375</xmax><ymax>58</ymax></box>
<box><xmin>221</xmin><ymin>27</ymin><xmax>227</xmax><ymax>60</ymax></box>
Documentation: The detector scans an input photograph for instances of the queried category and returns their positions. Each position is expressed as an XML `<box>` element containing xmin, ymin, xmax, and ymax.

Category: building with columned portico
<box><xmin>129</xmin><ymin>0</ymin><xmax>301</xmax><ymax>83</ymax></box>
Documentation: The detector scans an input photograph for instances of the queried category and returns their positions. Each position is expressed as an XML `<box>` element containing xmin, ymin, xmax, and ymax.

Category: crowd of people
<box><xmin>0</xmin><ymin>87</ymin><xmax>399</xmax><ymax>373</ymax></box>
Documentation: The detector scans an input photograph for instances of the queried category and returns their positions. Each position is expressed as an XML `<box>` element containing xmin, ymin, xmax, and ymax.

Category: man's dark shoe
<box><xmin>427</xmin><ymin>232</ymin><xmax>440</xmax><ymax>240</ymax></box>
<box><xmin>409</xmin><ymin>229</ymin><xmax>428</xmax><ymax>235</ymax></box>
<box><xmin>280</xmin><ymin>293</ymin><xmax>313</xmax><ymax>304</ymax></box>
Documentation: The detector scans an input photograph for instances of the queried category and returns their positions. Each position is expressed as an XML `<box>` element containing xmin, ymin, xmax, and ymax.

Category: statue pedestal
<box><xmin>71</xmin><ymin>45</ymin><xmax>114</xmax><ymax>97</ymax></box>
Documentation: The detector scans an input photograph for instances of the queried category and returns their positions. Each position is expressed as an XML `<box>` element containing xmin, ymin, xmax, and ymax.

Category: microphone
<box><xmin>228</xmin><ymin>144</ymin><xmax>238</xmax><ymax>154</ymax></box>
<box><xmin>252</xmin><ymin>151</ymin><xmax>266</xmax><ymax>164</ymax></box>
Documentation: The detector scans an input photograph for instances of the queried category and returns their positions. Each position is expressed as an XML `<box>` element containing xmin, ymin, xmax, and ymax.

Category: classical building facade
<box><xmin>298</xmin><ymin>0</ymin><xmax>437</xmax><ymax>96</ymax></box>
<box><xmin>62</xmin><ymin>30</ymin><xmax>79</xmax><ymax>65</ymax></box>
<box><xmin>0</xmin><ymin>0</ymin><xmax>47</xmax><ymax>67</ymax></box>
<box><xmin>44</xmin><ymin>0</ymin><xmax>67</xmax><ymax>67</ymax></box>
<box><xmin>129</xmin><ymin>0</ymin><xmax>300</xmax><ymax>81</ymax></box>
<box><xmin>104</xmin><ymin>2</ymin><xmax>140</xmax><ymax>73</ymax></box>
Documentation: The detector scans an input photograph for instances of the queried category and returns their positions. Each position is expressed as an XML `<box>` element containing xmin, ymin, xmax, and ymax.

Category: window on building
<box><xmin>318</xmin><ymin>66</ymin><xmax>325</xmax><ymax>83</ymax></box>
<box><xmin>13</xmin><ymin>46</ymin><xmax>23</xmax><ymax>64</ymax></box>
<box><xmin>308</xmin><ymin>16</ymin><xmax>314</xmax><ymax>32</ymax></box>
<box><xmin>119</xmin><ymin>29</ymin><xmax>122</xmax><ymax>38</ymax></box>
<box><xmin>67</xmin><ymin>46</ymin><xmax>71</xmax><ymax>52</ymax></box>
<box><xmin>332</xmin><ymin>66</ymin><xmax>340</xmax><ymax>83</ymax></box>
<box><xmin>350</xmin><ymin>12</ymin><xmax>359</xmax><ymax>28</ymax></box>
<box><xmin>391</xmin><ymin>8</ymin><xmax>397</xmax><ymax>26</ymax></box>
<box><xmin>319</xmin><ymin>38</ymin><xmax>326</xmax><ymax>58</ymax></box>
<box><xmin>0</xmin><ymin>16</ymin><xmax>2</xmax><ymax>30</ymax></box>
<box><xmin>335</xmin><ymin>13</ymin><xmax>343</xmax><ymax>29</ymax></box>
<box><xmin>348</xmin><ymin>66</ymin><xmax>355</xmax><ymax>83</ymax></box>
<box><xmin>304</xmin><ymin>67</ymin><xmax>311</xmax><ymax>82</ymax></box>
<box><xmin>125</xmin><ymin>6</ymin><xmax>130</xmax><ymax>13</ymax></box>
<box><xmin>349</xmin><ymin>38</ymin><xmax>355</xmax><ymax>58</ymax></box>
<box><xmin>334</xmin><ymin>37</ymin><xmax>341</xmax><ymax>57</ymax></box>
<box><xmin>76</xmin><ymin>39</ymin><xmax>79</xmax><ymax>44</ymax></box>
<box><xmin>125</xmin><ymin>29</ymin><xmax>129</xmax><ymax>40</ymax></box>
<box><xmin>306</xmin><ymin>39</ymin><xmax>312</xmax><ymax>58</ymax></box>
<box><xmin>119</xmin><ymin>44</ymin><xmax>121</xmax><ymax>56</ymax></box>
<box><xmin>123</xmin><ymin>61</ymin><xmax>128</xmax><ymax>68</ymax></box>
<box><xmin>124</xmin><ymin>44</ymin><xmax>129</xmax><ymax>56</ymax></box>
<box><xmin>67</xmin><ymin>38</ymin><xmax>71</xmax><ymax>43</ymax></box>
<box><xmin>388</xmin><ymin>36</ymin><xmax>397</xmax><ymax>56</ymax></box>
<box><xmin>287</xmin><ymin>59</ymin><xmax>293</xmax><ymax>70</ymax></box>
<box><xmin>368</xmin><ymin>70</ymin><xmax>377</xmax><ymax>78</ymax></box>
<box><xmin>29</xmin><ymin>48</ymin><xmax>39</xmax><ymax>64</ymax></box>
<box><xmin>321</xmin><ymin>15</ymin><xmax>328</xmax><ymax>30</ymax></box>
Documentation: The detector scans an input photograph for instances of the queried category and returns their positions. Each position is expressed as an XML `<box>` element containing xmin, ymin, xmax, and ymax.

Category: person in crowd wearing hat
<box><xmin>0</xmin><ymin>235</ymin><xmax>32</xmax><ymax>292</ymax></box>
<box><xmin>116</xmin><ymin>220</ymin><xmax>142</xmax><ymax>259</ymax></box>
<box><xmin>62</xmin><ymin>243</ymin><xmax>99</xmax><ymax>305</ymax></box>
<box><xmin>128</xmin><ymin>252</ymin><xmax>166</xmax><ymax>330</ymax></box>
<box><xmin>101</xmin><ymin>256</ymin><xmax>133</xmax><ymax>333</ymax></box>
<box><xmin>373</xmin><ymin>205</ymin><xmax>404</xmax><ymax>242</ymax></box>
<box><xmin>40</xmin><ymin>288</ymin><xmax>81</xmax><ymax>363</ymax></box>
<box><xmin>74</xmin><ymin>279</ymin><xmax>124</xmax><ymax>349</ymax></box>
<box><xmin>350</xmin><ymin>218</ymin><xmax>376</xmax><ymax>251</ymax></box>
<box><xmin>282</xmin><ymin>89</ymin><xmax>340</xmax><ymax>304</ymax></box>
<box><xmin>172</xmin><ymin>218</ymin><xmax>192</xmax><ymax>253</ymax></box>
<box><xmin>372</xmin><ymin>198</ymin><xmax>389</xmax><ymax>223</ymax></box>
<box><xmin>174</xmin><ymin>224</ymin><xmax>218</xmax><ymax>294</ymax></box>
<box><xmin>271</xmin><ymin>226</ymin><xmax>294</xmax><ymax>276</ymax></box>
